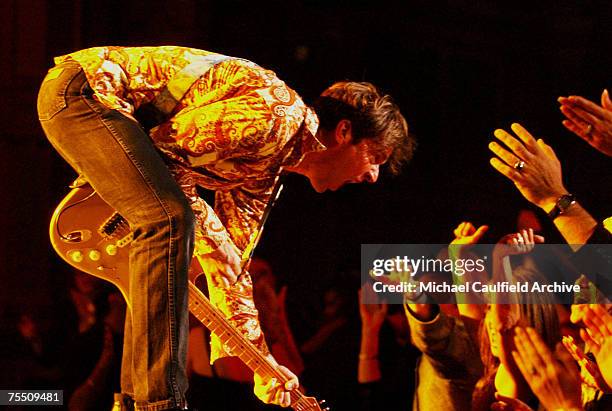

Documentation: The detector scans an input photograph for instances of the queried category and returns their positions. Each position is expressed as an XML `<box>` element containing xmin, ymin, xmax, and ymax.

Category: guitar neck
<box><xmin>187</xmin><ymin>282</ymin><xmax>313</xmax><ymax>409</ymax></box>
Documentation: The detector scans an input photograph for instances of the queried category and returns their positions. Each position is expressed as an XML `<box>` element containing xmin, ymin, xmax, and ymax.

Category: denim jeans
<box><xmin>37</xmin><ymin>60</ymin><xmax>194</xmax><ymax>410</ymax></box>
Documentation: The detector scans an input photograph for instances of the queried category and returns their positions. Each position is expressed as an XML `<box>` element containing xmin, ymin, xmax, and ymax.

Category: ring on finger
<box><xmin>585</xmin><ymin>123</ymin><xmax>593</xmax><ymax>135</ymax></box>
<box><xmin>513</xmin><ymin>160</ymin><xmax>526</xmax><ymax>171</ymax></box>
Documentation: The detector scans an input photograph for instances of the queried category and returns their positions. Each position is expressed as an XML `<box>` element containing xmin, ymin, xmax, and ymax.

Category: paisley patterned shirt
<box><xmin>56</xmin><ymin>46</ymin><xmax>324</xmax><ymax>362</ymax></box>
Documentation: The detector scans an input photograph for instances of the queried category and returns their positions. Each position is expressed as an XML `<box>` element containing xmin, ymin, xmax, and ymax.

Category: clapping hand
<box><xmin>512</xmin><ymin>327</ymin><xmax>583</xmax><ymax>411</ymax></box>
<box><xmin>559</xmin><ymin>90</ymin><xmax>612</xmax><ymax>157</ymax></box>
<box><xmin>570</xmin><ymin>304</ymin><xmax>612</xmax><ymax>391</ymax></box>
<box><xmin>489</xmin><ymin>123</ymin><xmax>568</xmax><ymax>213</ymax></box>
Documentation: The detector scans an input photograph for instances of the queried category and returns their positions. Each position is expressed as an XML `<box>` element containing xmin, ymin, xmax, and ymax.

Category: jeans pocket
<box><xmin>37</xmin><ymin>63</ymin><xmax>82</xmax><ymax>121</ymax></box>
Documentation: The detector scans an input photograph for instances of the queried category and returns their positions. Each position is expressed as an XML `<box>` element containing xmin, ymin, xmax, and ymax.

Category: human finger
<box><xmin>512</xmin><ymin>349</ymin><xmax>534</xmax><ymax>384</ymax></box>
<box><xmin>461</xmin><ymin>222</ymin><xmax>473</xmax><ymax>237</ymax></box>
<box><xmin>489</xmin><ymin>141</ymin><xmax>522</xmax><ymax>168</ymax></box>
<box><xmin>589</xmin><ymin>304</ymin><xmax>612</xmax><ymax>335</ymax></box>
<box><xmin>561</xmin><ymin>103</ymin><xmax>600</xmax><ymax>128</ymax></box>
<box><xmin>494</xmin><ymin>393</ymin><xmax>533</xmax><ymax>411</ymax></box>
<box><xmin>582</xmin><ymin>310</ymin><xmax>608</xmax><ymax>341</ymax></box>
<box><xmin>454</xmin><ymin>222</ymin><xmax>466</xmax><ymax>238</ymax></box>
<box><xmin>583</xmin><ymin>327</ymin><xmax>602</xmax><ymax>351</ymax></box>
<box><xmin>510</xmin><ymin>123</ymin><xmax>539</xmax><ymax>152</ymax></box>
<box><xmin>534</xmin><ymin>234</ymin><xmax>545</xmax><ymax>243</ymax></box>
<box><xmin>602</xmin><ymin>89</ymin><xmax>612</xmax><ymax>111</ymax></box>
<box><xmin>561</xmin><ymin>119</ymin><xmax>596</xmax><ymax>145</ymax></box>
<box><xmin>555</xmin><ymin>342</ymin><xmax>579</xmax><ymax>376</ymax></box>
<box><xmin>536</xmin><ymin>138</ymin><xmax>560</xmax><ymax>162</ymax></box>
<box><xmin>490</xmin><ymin>157</ymin><xmax>521</xmax><ymax>182</ymax></box>
<box><xmin>515</xmin><ymin>327</ymin><xmax>547</xmax><ymax>371</ymax></box>
<box><xmin>570</xmin><ymin>304</ymin><xmax>588</xmax><ymax>324</ymax></box>
<box><xmin>493</xmin><ymin>129</ymin><xmax>531</xmax><ymax>161</ymax></box>
<box><xmin>472</xmin><ymin>225</ymin><xmax>489</xmax><ymax>242</ymax></box>
<box><xmin>567</xmin><ymin>95</ymin><xmax>610</xmax><ymax>118</ymax></box>
<box><xmin>525</xmin><ymin>327</ymin><xmax>555</xmax><ymax>363</ymax></box>
<box><xmin>560</xmin><ymin>105</ymin><xmax>591</xmax><ymax>129</ymax></box>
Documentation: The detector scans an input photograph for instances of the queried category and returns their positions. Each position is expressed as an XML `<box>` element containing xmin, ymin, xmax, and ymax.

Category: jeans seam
<box><xmin>38</xmin><ymin>64</ymin><xmax>84</xmax><ymax>121</ymax></box>
<box><xmin>81</xmin><ymin>94</ymin><xmax>183</xmax><ymax>407</ymax></box>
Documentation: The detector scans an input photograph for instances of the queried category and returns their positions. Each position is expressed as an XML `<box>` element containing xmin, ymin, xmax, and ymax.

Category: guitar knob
<box><xmin>106</xmin><ymin>244</ymin><xmax>118</xmax><ymax>256</ymax></box>
<box><xmin>69</xmin><ymin>250</ymin><xmax>84</xmax><ymax>263</ymax></box>
<box><xmin>88</xmin><ymin>250</ymin><xmax>101</xmax><ymax>261</ymax></box>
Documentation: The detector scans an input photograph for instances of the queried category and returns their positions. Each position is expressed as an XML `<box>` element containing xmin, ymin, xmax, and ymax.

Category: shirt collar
<box><xmin>282</xmin><ymin>106</ymin><xmax>326</xmax><ymax>168</ymax></box>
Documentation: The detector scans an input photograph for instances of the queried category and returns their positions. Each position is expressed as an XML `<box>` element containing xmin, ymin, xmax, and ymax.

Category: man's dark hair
<box><xmin>313</xmin><ymin>81</ymin><xmax>415</xmax><ymax>174</ymax></box>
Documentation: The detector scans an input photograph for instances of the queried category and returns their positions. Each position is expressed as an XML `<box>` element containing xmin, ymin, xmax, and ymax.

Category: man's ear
<box><xmin>334</xmin><ymin>119</ymin><xmax>353</xmax><ymax>145</ymax></box>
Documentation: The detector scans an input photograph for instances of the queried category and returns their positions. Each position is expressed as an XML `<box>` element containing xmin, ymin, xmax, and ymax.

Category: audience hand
<box><xmin>558</xmin><ymin>90</ymin><xmax>612</xmax><ymax>157</ymax></box>
<box><xmin>570</xmin><ymin>304</ymin><xmax>612</xmax><ymax>391</ymax></box>
<box><xmin>359</xmin><ymin>288</ymin><xmax>388</xmax><ymax>333</ymax></box>
<box><xmin>494</xmin><ymin>228</ymin><xmax>544</xmax><ymax>258</ymax></box>
<box><xmin>489</xmin><ymin>123</ymin><xmax>568</xmax><ymax>213</ymax></box>
<box><xmin>491</xmin><ymin>393</ymin><xmax>534</xmax><ymax>411</ymax></box>
<box><xmin>450</xmin><ymin>221</ymin><xmax>488</xmax><ymax>249</ymax></box>
<box><xmin>512</xmin><ymin>327</ymin><xmax>583</xmax><ymax>411</ymax></box>
<box><xmin>563</xmin><ymin>335</ymin><xmax>611</xmax><ymax>393</ymax></box>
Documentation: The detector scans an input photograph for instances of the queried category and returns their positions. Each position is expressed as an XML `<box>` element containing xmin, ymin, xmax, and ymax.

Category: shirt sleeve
<box><xmin>405</xmin><ymin>306</ymin><xmax>483</xmax><ymax>381</ymax></box>
<box><xmin>170</xmin><ymin>166</ymin><xmax>274</xmax><ymax>363</ymax></box>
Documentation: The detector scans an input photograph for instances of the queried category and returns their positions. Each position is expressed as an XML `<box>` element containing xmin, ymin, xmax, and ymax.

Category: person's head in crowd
<box><xmin>472</xmin><ymin>266</ymin><xmax>561</xmax><ymax>411</ymax></box>
<box><xmin>249</xmin><ymin>257</ymin><xmax>277</xmax><ymax>291</ymax></box>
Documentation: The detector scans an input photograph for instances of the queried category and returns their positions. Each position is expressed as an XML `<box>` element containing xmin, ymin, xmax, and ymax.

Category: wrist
<box><xmin>546</xmin><ymin>193</ymin><xmax>577</xmax><ymax>219</ymax></box>
<box><xmin>537</xmin><ymin>190</ymin><xmax>569</xmax><ymax>213</ymax></box>
<box><xmin>361</xmin><ymin>325</ymin><xmax>382</xmax><ymax>336</ymax></box>
<box><xmin>358</xmin><ymin>353</ymin><xmax>379</xmax><ymax>361</ymax></box>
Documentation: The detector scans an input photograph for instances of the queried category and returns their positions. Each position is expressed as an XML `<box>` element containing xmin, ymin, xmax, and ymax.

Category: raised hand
<box><xmin>558</xmin><ymin>90</ymin><xmax>612</xmax><ymax>157</ymax></box>
<box><xmin>512</xmin><ymin>327</ymin><xmax>583</xmax><ymax>411</ymax></box>
<box><xmin>450</xmin><ymin>221</ymin><xmax>489</xmax><ymax>247</ymax></box>
<box><xmin>489</xmin><ymin>123</ymin><xmax>568</xmax><ymax>213</ymax></box>
<box><xmin>495</xmin><ymin>228</ymin><xmax>545</xmax><ymax>258</ymax></box>
<box><xmin>359</xmin><ymin>287</ymin><xmax>388</xmax><ymax>333</ymax></box>
<box><xmin>570</xmin><ymin>304</ymin><xmax>612</xmax><ymax>391</ymax></box>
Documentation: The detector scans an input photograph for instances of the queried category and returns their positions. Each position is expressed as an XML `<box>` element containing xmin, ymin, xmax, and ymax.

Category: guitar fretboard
<box><xmin>187</xmin><ymin>282</ymin><xmax>318</xmax><ymax>410</ymax></box>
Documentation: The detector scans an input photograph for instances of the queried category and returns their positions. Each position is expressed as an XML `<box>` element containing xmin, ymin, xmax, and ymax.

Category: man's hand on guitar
<box><xmin>254</xmin><ymin>364</ymin><xmax>299</xmax><ymax>407</ymax></box>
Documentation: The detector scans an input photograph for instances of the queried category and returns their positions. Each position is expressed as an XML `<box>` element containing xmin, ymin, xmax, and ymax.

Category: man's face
<box><xmin>309</xmin><ymin>137</ymin><xmax>388</xmax><ymax>192</ymax></box>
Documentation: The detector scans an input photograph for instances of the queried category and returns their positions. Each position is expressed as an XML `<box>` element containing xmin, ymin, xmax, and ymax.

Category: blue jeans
<box><xmin>37</xmin><ymin>60</ymin><xmax>194</xmax><ymax>410</ymax></box>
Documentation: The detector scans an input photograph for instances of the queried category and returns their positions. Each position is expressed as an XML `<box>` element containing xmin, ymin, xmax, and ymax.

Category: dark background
<box><xmin>0</xmin><ymin>0</ymin><xmax>611</xmax><ymax>405</ymax></box>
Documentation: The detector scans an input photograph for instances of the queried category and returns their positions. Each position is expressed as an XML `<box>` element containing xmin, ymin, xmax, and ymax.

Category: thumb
<box><xmin>602</xmin><ymin>89</ymin><xmax>612</xmax><ymax>111</ymax></box>
<box><xmin>472</xmin><ymin>225</ymin><xmax>489</xmax><ymax>241</ymax></box>
<box><xmin>533</xmin><ymin>235</ymin><xmax>545</xmax><ymax>243</ymax></box>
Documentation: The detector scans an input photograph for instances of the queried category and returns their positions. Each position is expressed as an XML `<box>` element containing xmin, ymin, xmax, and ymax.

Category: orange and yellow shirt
<box><xmin>56</xmin><ymin>46</ymin><xmax>324</xmax><ymax>362</ymax></box>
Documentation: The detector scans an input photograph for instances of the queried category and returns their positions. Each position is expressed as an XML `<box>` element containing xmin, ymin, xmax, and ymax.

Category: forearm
<box><xmin>358</xmin><ymin>328</ymin><xmax>381</xmax><ymax>383</ymax></box>
<box><xmin>277</xmin><ymin>322</ymin><xmax>305</xmax><ymax>375</ymax></box>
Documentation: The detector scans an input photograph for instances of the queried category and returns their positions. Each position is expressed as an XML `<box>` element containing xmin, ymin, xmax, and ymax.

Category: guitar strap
<box><xmin>238</xmin><ymin>173</ymin><xmax>286</xmax><ymax>278</ymax></box>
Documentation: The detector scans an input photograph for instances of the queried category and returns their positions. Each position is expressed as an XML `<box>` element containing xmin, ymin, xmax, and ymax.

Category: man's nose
<box><xmin>363</xmin><ymin>164</ymin><xmax>379</xmax><ymax>183</ymax></box>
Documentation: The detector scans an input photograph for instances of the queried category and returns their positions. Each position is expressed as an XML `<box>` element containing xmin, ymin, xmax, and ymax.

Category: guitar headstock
<box><xmin>292</xmin><ymin>395</ymin><xmax>329</xmax><ymax>411</ymax></box>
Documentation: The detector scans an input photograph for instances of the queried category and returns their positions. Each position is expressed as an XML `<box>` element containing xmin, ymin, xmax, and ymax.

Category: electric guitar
<box><xmin>49</xmin><ymin>182</ymin><xmax>327</xmax><ymax>411</ymax></box>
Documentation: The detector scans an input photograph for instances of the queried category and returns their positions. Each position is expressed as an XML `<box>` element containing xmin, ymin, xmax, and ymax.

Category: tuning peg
<box><xmin>318</xmin><ymin>399</ymin><xmax>329</xmax><ymax>410</ymax></box>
